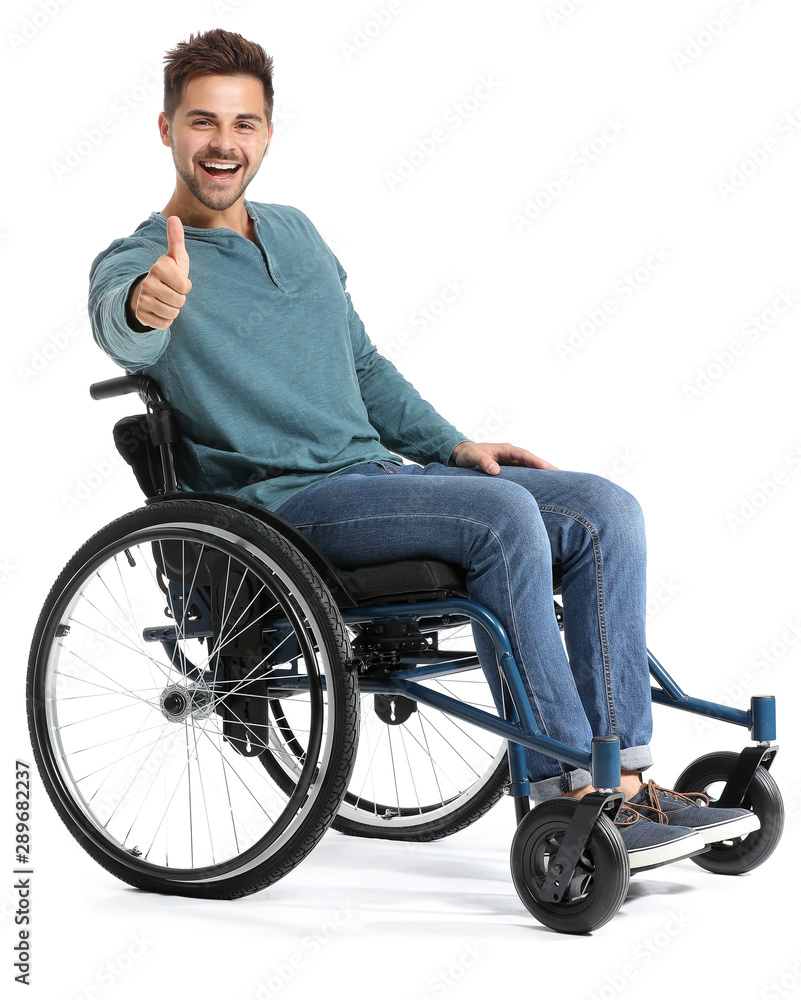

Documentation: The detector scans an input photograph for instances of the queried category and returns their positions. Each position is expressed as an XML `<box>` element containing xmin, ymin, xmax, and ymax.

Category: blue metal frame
<box><xmin>153</xmin><ymin>590</ymin><xmax>777</xmax><ymax>796</ymax></box>
<box><xmin>339</xmin><ymin>597</ymin><xmax>776</xmax><ymax>792</ymax></box>
<box><xmin>648</xmin><ymin>650</ymin><xmax>776</xmax><ymax>742</ymax></box>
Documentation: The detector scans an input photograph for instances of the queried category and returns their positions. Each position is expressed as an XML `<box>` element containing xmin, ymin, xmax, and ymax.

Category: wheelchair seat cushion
<box><xmin>337</xmin><ymin>559</ymin><xmax>470</xmax><ymax>605</ymax></box>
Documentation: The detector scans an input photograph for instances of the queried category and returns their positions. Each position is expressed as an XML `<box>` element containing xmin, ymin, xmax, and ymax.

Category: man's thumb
<box><xmin>166</xmin><ymin>215</ymin><xmax>189</xmax><ymax>272</ymax></box>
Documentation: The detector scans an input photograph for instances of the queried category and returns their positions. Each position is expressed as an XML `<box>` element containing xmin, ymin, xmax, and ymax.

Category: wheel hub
<box><xmin>160</xmin><ymin>683</ymin><xmax>213</xmax><ymax>723</ymax></box>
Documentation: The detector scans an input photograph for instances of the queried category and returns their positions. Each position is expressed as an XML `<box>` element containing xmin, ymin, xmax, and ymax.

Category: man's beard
<box><xmin>172</xmin><ymin>143</ymin><xmax>260</xmax><ymax>211</ymax></box>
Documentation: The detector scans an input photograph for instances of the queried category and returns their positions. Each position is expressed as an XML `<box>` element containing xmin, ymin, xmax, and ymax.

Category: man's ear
<box><xmin>263</xmin><ymin>121</ymin><xmax>274</xmax><ymax>158</ymax></box>
<box><xmin>158</xmin><ymin>112</ymin><xmax>171</xmax><ymax>148</ymax></box>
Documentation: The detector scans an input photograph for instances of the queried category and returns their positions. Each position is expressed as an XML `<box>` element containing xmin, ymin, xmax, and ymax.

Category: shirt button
<box><xmin>274</xmin><ymin>270</ymin><xmax>280</xmax><ymax>276</ymax></box>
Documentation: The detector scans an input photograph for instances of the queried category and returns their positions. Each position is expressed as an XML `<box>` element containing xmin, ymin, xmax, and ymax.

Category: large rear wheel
<box><xmin>27</xmin><ymin>501</ymin><xmax>358</xmax><ymax>898</ymax></box>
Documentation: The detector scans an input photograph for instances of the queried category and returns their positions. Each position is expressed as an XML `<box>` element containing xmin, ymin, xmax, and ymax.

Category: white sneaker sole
<box><xmin>626</xmin><ymin>829</ymin><xmax>707</xmax><ymax>872</ymax></box>
<box><xmin>694</xmin><ymin>811</ymin><xmax>761</xmax><ymax>845</ymax></box>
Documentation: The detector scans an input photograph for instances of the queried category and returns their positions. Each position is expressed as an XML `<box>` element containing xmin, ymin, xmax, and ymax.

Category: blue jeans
<box><xmin>274</xmin><ymin>460</ymin><xmax>653</xmax><ymax>800</ymax></box>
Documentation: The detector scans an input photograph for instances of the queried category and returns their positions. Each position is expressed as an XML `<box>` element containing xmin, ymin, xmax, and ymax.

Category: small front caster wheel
<box><xmin>673</xmin><ymin>751</ymin><xmax>784</xmax><ymax>875</ymax></box>
<box><xmin>510</xmin><ymin>798</ymin><xmax>629</xmax><ymax>934</ymax></box>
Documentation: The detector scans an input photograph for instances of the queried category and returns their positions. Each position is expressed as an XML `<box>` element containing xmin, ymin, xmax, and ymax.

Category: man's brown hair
<box><xmin>163</xmin><ymin>29</ymin><xmax>274</xmax><ymax>124</ymax></box>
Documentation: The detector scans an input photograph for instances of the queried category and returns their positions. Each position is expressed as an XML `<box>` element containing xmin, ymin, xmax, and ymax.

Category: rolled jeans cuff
<box><xmin>529</xmin><ymin>745</ymin><xmax>654</xmax><ymax>802</ymax></box>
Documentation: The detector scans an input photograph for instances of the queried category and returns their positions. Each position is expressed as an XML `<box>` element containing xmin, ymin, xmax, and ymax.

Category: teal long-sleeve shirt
<box><xmin>89</xmin><ymin>201</ymin><xmax>469</xmax><ymax>512</ymax></box>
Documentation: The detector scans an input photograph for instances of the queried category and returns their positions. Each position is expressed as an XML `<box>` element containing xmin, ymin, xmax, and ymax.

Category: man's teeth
<box><xmin>201</xmin><ymin>161</ymin><xmax>240</xmax><ymax>170</ymax></box>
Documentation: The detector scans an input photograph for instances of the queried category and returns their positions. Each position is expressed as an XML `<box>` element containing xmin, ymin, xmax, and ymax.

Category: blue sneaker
<box><xmin>628</xmin><ymin>780</ymin><xmax>761</xmax><ymax>846</ymax></box>
<box><xmin>613</xmin><ymin>803</ymin><xmax>707</xmax><ymax>872</ymax></box>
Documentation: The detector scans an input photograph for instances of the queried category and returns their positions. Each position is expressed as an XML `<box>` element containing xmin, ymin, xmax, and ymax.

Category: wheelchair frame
<box><xmin>30</xmin><ymin>372</ymin><xmax>780</xmax><ymax>933</ymax></box>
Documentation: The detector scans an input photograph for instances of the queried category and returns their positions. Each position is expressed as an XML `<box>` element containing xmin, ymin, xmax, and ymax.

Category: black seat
<box><xmin>338</xmin><ymin>558</ymin><xmax>469</xmax><ymax>605</ymax></box>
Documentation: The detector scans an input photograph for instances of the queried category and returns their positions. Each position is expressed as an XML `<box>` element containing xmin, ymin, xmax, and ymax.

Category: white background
<box><xmin>3</xmin><ymin>1</ymin><xmax>801</xmax><ymax>997</ymax></box>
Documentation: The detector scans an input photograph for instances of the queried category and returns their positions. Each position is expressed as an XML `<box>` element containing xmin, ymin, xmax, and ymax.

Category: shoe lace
<box><xmin>613</xmin><ymin>803</ymin><xmax>646</xmax><ymax>827</ymax></box>
<box><xmin>620</xmin><ymin>798</ymin><xmax>671</xmax><ymax>825</ymax></box>
<box><xmin>643</xmin><ymin>779</ymin><xmax>710</xmax><ymax>817</ymax></box>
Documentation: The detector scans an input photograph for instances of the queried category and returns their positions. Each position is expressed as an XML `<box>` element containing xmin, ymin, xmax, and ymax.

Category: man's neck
<box><xmin>160</xmin><ymin>191</ymin><xmax>256</xmax><ymax>242</ymax></box>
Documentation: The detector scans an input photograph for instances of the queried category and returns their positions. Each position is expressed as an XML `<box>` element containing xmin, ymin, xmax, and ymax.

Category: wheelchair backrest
<box><xmin>113</xmin><ymin>414</ymin><xmax>164</xmax><ymax>498</ymax></box>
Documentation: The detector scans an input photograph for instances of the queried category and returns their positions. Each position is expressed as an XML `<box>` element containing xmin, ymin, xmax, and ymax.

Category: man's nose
<box><xmin>209</xmin><ymin>125</ymin><xmax>239</xmax><ymax>153</ymax></box>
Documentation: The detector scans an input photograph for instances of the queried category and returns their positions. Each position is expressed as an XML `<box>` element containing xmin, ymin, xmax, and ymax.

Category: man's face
<box><xmin>159</xmin><ymin>74</ymin><xmax>273</xmax><ymax>212</ymax></box>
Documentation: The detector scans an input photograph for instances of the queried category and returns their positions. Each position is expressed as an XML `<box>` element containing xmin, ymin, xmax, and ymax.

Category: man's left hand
<box><xmin>449</xmin><ymin>441</ymin><xmax>559</xmax><ymax>475</ymax></box>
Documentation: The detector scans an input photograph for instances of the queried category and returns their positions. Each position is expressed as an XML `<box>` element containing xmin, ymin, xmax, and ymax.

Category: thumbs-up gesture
<box><xmin>128</xmin><ymin>216</ymin><xmax>192</xmax><ymax>331</ymax></box>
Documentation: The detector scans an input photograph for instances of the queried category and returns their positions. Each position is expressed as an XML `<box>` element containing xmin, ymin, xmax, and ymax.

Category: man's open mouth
<box><xmin>198</xmin><ymin>160</ymin><xmax>243</xmax><ymax>179</ymax></box>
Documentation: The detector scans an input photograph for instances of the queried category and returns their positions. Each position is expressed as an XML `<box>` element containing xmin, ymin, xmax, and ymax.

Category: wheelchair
<box><xmin>25</xmin><ymin>375</ymin><xmax>784</xmax><ymax>934</ymax></box>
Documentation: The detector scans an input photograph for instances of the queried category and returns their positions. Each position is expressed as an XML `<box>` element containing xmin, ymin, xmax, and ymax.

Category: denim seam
<box><xmin>292</xmin><ymin>510</ymin><xmax>556</xmax><ymax>743</ymax></box>
<box><xmin>536</xmin><ymin>503</ymin><xmax>617</xmax><ymax>739</ymax></box>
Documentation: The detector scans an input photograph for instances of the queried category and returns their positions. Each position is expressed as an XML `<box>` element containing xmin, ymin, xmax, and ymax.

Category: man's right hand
<box><xmin>127</xmin><ymin>216</ymin><xmax>192</xmax><ymax>331</ymax></box>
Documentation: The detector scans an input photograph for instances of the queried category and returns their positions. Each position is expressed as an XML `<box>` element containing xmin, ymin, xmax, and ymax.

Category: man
<box><xmin>89</xmin><ymin>28</ymin><xmax>758</xmax><ymax>871</ymax></box>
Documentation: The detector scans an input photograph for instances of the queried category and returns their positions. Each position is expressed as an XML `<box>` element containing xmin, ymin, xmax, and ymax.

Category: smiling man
<box><xmin>159</xmin><ymin>72</ymin><xmax>269</xmax><ymax>225</ymax></box>
<box><xmin>89</xmin><ymin>28</ymin><xmax>760</xmax><ymax>872</ymax></box>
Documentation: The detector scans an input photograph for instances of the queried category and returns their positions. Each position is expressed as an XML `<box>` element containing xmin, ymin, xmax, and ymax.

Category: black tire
<box><xmin>27</xmin><ymin>501</ymin><xmax>358</xmax><ymax>898</ymax></box>
<box><xmin>673</xmin><ymin>751</ymin><xmax>784</xmax><ymax>875</ymax></box>
<box><xmin>511</xmin><ymin>798</ymin><xmax>629</xmax><ymax>934</ymax></box>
